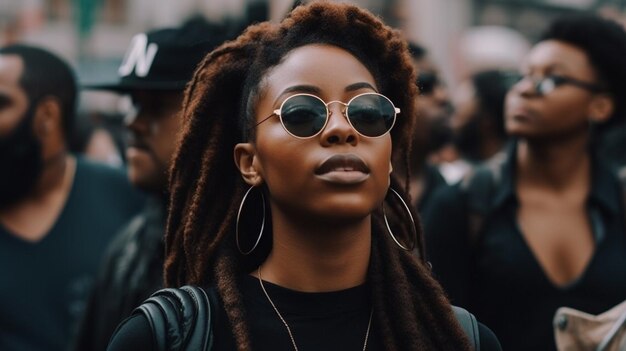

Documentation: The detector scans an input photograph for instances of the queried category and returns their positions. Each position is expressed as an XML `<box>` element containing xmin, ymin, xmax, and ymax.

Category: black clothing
<box><xmin>422</xmin><ymin>145</ymin><xmax>626</xmax><ymax>351</ymax></box>
<box><xmin>73</xmin><ymin>197</ymin><xmax>165</xmax><ymax>351</ymax></box>
<box><xmin>0</xmin><ymin>157</ymin><xmax>145</xmax><ymax>351</ymax></box>
<box><xmin>107</xmin><ymin>275</ymin><xmax>502</xmax><ymax>351</ymax></box>
<box><xmin>600</xmin><ymin>123</ymin><xmax>626</xmax><ymax>167</ymax></box>
<box><xmin>417</xmin><ymin>163</ymin><xmax>448</xmax><ymax>215</ymax></box>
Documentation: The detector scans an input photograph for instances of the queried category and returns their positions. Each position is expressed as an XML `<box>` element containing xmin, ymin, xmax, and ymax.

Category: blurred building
<box><xmin>2</xmin><ymin>0</ymin><xmax>625</xmax><ymax>112</ymax></box>
<box><xmin>474</xmin><ymin>0</ymin><xmax>626</xmax><ymax>41</ymax></box>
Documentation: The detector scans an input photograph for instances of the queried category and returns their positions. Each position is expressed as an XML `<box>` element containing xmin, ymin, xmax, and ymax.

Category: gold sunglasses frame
<box><xmin>253</xmin><ymin>92</ymin><xmax>400</xmax><ymax>139</ymax></box>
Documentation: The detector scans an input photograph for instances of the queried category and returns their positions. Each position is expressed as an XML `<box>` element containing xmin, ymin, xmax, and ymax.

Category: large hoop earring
<box><xmin>236</xmin><ymin>186</ymin><xmax>266</xmax><ymax>255</ymax></box>
<box><xmin>382</xmin><ymin>187</ymin><xmax>417</xmax><ymax>251</ymax></box>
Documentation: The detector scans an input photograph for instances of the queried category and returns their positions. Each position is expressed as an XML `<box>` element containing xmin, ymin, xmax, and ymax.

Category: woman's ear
<box><xmin>588</xmin><ymin>94</ymin><xmax>614</xmax><ymax>124</ymax></box>
<box><xmin>234</xmin><ymin>143</ymin><xmax>264</xmax><ymax>186</ymax></box>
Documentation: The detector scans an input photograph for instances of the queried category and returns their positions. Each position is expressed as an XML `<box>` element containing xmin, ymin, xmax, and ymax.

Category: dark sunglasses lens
<box><xmin>280</xmin><ymin>95</ymin><xmax>327</xmax><ymax>137</ymax></box>
<box><xmin>417</xmin><ymin>72</ymin><xmax>437</xmax><ymax>94</ymax></box>
<box><xmin>347</xmin><ymin>94</ymin><xmax>395</xmax><ymax>137</ymax></box>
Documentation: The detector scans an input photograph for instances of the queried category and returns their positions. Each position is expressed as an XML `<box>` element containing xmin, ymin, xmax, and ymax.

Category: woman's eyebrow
<box><xmin>273</xmin><ymin>82</ymin><xmax>378</xmax><ymax>106</ymax></box>
<box><xmin>273</xmin><ymin>85</ymin><xmax>321</xmax><ymax>106</ymax></box>
<box><xmin>345</xmin><ymin>82</ymin><xmax>378</xmax><ymax>92</ymax></box>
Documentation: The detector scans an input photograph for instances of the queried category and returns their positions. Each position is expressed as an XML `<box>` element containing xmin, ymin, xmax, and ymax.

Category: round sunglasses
<box><xmin>253</xmin><ymin>92</ymin><xmax>400</xmax><ymax>138</ymax></box>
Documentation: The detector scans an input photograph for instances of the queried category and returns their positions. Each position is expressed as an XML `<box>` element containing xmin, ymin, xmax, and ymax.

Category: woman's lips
<box><xmin>315</xmin><ymin>154</ymin><xmax>370</xmax><ymax>184</ymax></box>
<box><xmin>507</xmin><ymin>103</ymin><xmax>537</xmax><ymax>122</ymax></box>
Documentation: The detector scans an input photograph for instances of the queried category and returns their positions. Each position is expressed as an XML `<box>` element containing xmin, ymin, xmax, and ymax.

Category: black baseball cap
<box><xmin>85</xmin><ymin>19</ymin><xmax>224</xmax><ymax>92</ymax></box>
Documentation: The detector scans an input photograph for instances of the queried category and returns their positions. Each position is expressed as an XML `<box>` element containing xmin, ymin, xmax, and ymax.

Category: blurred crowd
<box><xmin>1</xmin><ymin>0</ymin><xmax>626</xmax><ymax>351</ymax></box>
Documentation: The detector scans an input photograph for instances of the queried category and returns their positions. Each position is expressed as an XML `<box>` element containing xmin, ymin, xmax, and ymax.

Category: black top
<box><xmin>422</xmin><ymin>145</ymin><xmax>626</xmax><ymax>351</ymax></box>
<box><xmin>599</xmin><ymin>122</ymin><xmax>626</xmax><ymax>168</ymax></box>
<box><xmin>72</xmin><ymin>196</ymin><xmax>166</xmax><ymax>351</ymax></box>
<box><xmin>417</xmin><ymin>163</ymin><xmax>448</xmax><ymax>215</ymax></box>
<box><xmin>107</xmin><ymin>275</ymin><xmax>502</xmax><ymax>350</ymax></box>
<box><xmin>0</xmin><ymin>157</ymin><xmax>145</xmax><ymax>351</ymax></box>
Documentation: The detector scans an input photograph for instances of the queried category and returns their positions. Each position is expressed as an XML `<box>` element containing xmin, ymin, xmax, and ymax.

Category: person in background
<box><xmin>107</xmin><ymin>2</ymin><xmax>501</xmax><ymax>350</ymax></box>
<box><xmin>72</xmin><ymin>19</ymin><xmax>233</xmax><ymax>351</ymax></box>
<box><xmin>409</xmin><ymin>42</ymin><xmax>455</xmax><ymax>166</ymax></box>
<box><xmin>444</xmin><ymin>69</ymin><xmax>515</xmax><ymax>179</ymax></box>
<box><xmin>451</xmin><ymin>70</ymin><xmax>512</xmax><ymax>162</ymax></box>
<box><xmin>391</xmin><ymin>42</ymin><xmax>449</xmax><ymax>215</ymax></box>
<box><xmin>423</xmin><ymin>14</ymin><xmax>626</xmax><ymax>351</ymax></box>
<box><xmin>0</xmin><ymin>45</ymin><xmax>144</xmax><ymax>351</ymax></box>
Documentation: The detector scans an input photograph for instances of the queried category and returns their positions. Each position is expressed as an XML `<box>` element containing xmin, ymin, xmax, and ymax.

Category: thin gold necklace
<box><xmin>257</xmin><ymin>266</ymin><xmax>373</xmax><ymax>351</ymax></box>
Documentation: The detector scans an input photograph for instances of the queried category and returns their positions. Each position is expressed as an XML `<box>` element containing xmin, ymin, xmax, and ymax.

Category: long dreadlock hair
<box><xmin>165</xmin><ymin>2</ymin><xmax>471</xmax><ymax>350</ymax></box>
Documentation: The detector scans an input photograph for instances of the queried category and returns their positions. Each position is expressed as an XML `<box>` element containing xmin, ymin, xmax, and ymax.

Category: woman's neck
<box><xmin>516</xmin><ymin>136</ymin><xmax>590</xmax><ymax>191</ymax></box>
<box><xmin>256</xmin><ymin>210</ymin><xmax>372</xmax><ymax>293</ymax></box>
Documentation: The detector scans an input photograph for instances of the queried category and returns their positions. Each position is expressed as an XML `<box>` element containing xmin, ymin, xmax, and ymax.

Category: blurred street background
<box><xmin>2</xmin><ymin>0</ymin><xmax>625</xmax><ymax>162</ymax></box>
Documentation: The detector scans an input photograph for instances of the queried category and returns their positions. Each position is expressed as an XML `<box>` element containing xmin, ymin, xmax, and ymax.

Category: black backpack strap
<box><xmin>452</xmin><ymin>305</ymin><xmax>480</xmax><ymax>350</ymax></box>
<box><xmin>131</xmin><ymin>285</ymin><xmax>213</xmax><ymax>351</ymax></box>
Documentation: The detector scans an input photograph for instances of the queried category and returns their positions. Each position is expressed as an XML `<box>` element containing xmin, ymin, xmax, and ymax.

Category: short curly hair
<box><xmin>541</xmin><ymin>14</ymin><xmax>626</xmax><ymax>129</ymax></box>
<box><xmin>165</xmin><ymin>2</ymin><xmax>471</xmax><ymax>350</ymax></box>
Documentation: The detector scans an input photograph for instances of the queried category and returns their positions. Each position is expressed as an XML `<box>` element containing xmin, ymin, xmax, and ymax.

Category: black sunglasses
<box><xmin>253</xmin><ymin>92</ymin><xmax>399</xmax><ymax>138</ymax></box>
<box><xmin>510</xmin><ymin>73</ymin><xmax>605</xmax><ymax>96</ymax></box>
<box><xmin>416</xmin><ymin>72</ymin><xmax>439</xmax><ymax>95</ymax></box>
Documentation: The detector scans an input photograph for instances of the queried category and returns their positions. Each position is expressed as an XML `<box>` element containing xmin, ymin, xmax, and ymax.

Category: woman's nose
<box><xmin>320</xmin><ymin>103</ymin><xmax>357</xmax><ymax>145</ymax></box>
<box><xmin>513</xmin><ymin>76</ymin><xmax>539</xmax><ymax>97</ymax></box>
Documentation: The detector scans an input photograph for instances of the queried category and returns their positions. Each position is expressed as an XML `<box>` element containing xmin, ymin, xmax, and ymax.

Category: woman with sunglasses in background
<box><xmin>423</xmin><ymin>14</ymin><xmax>626</xmax><ymax>351</ymax></box>
<box><xmin>106</xmin><ymin>2</ymin><xmax>502</xmax><ymax>351</ymax></box>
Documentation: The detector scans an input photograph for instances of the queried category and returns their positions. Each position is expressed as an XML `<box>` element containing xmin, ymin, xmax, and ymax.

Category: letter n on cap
<box><xmin>118</xmin><ymin>33</ymin><xmax>159</xmax><ymax>78</ymax></box>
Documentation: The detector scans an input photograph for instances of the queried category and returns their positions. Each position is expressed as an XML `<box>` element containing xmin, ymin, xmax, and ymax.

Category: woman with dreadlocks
<box><xmin>107</xmin><ymin>2</ymin><xmax>501</xmax><ymax>351</ymax></box>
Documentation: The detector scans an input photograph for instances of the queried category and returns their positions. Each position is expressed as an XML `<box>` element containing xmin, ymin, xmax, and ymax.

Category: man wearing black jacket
<box><xmin>72</xmin><ymin>19</ymin><xmax>231</xmax><ymax>351</ymax></box>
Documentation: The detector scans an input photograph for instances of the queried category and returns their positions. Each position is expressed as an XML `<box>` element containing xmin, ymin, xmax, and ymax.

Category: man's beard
<box><xmin>0</xmin><ymin>106</ymin><xmax>43</xmax><ymax>209</ymax></box>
